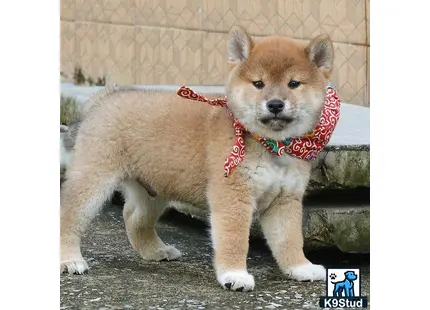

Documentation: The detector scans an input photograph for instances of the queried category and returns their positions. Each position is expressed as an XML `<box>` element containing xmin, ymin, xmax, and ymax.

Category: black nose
<box><xmin>266</xmin><ymin>100</ymin><xmax>285</xmax><ymax>114</ymax></box>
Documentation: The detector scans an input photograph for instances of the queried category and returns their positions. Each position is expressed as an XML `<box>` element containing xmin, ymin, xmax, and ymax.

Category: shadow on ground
<box><xmin>60</xmin><ymin>204</ymin><xmax>369</xmax><ymax>310</ymax></box>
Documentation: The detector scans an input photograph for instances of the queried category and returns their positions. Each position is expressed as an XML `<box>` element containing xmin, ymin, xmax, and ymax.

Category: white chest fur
<box><xmin>240</xmin><ymin>146</ymin><xmax>311</xmax><ymax>210</ymax></box>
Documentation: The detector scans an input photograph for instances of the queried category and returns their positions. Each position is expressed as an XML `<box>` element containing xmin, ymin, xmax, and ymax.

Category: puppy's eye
<box><xmin>252</xmin><ymin>80</ymin><xmax>265</xmax><ymax>89</ymax></box>
<box><xmin>288</xmin><ymin>80</ymin><xmax>301</xmax><ymax>89</ymax></box>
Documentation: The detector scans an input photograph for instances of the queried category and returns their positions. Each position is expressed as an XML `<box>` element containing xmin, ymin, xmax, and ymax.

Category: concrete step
<box><xmin>170</xmin><ymin>189</ymin><xmax>370</xmax><ymax>254</ymax></box>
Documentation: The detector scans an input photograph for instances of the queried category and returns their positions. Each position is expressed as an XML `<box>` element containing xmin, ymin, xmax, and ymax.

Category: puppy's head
<box><xmin>225</xmin><ymin>26</ymin><xmax>334</xmax><ymax>140</ymax></box>
<box><xmin>345</xmin><ymin>271</ymin><xmax>358</xmax><ymax>281</ymax></box>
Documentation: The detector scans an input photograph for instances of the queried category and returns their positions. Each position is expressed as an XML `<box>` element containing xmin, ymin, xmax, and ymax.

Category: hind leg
<box><xmin>122</xmin><ymin>180</ymin><xmax>181</xmax><ymax>261</ymax></box>
<box><xmin>61</xmin><ymin>172</ymin><xmax>120</xmax><ymax>274</ymax></box>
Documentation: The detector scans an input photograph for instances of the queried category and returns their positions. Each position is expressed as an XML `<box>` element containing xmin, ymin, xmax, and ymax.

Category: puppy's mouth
<box><xmin>259</xmin><ymin>116</ymin><xmax>295</xmax><ymax>131</ymax></box>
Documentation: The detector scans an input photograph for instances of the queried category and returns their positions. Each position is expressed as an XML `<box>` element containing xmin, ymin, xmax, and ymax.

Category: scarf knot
<box><xmin>177</xmin><ymin>84</ymin><xmax>340</xmax><ymax>177</ymax></box>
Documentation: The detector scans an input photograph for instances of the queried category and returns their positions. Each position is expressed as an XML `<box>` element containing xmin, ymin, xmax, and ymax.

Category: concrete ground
<box><xmin>60</xmin><ymin>204</ymin><xmax>369</xmax><ymax>309</ymax></box>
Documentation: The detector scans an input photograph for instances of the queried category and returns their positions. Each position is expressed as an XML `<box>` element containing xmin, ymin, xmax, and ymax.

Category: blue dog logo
<box><xmin>319</xmin><ymin>268</ymin><xmax>368</xmax><ymax>307</ymax></box>
<box><xmin>330</xmin><ymin>270</ymin><xmax>358</xmax><ymax>297</ymax></box>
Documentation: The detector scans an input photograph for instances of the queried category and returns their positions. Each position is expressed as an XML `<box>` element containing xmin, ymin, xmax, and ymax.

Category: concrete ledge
<box><xmin>170</xmin><ymin>199</ymin><xmax>370</xmax><ymax>254</ymax></box>
<box><xmin>303</xmin><ymin>206</ymin><xmax>369</xmax><ymax>253</ymax></box>
<box><xmin>309</xmin><ymin>149</ymin><xmax>370</xmax><ymax>190</ymax></box>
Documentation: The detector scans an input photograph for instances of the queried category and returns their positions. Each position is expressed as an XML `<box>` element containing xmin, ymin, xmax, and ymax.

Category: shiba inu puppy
<box><xmin>60</xmin><ymin>26</ymin><xmax>335</xmax><ymax>292</ymax></box>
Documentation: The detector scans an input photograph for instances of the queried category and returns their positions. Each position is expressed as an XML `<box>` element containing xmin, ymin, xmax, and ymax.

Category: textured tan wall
<box><xmin>61</xmin><ymin>0</ymin><xmax>370</xmax><ymax>106</ymax></box>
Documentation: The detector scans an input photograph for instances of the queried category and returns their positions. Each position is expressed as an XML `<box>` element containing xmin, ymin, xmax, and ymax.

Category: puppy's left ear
<box><xmin>306</xmin><ymin>34</ymin><xmax>334</xmax><ymax>79</ymax></box>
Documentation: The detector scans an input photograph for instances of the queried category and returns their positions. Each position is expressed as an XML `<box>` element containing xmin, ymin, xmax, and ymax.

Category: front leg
<box><xmin>207</xmin><ymin>178</ymin><xmax>255</xmax><ymax>292</ymax></box>
<box><xmin>259</xmin><ymin>190</ymin><xmax>325</xmax><ymax>281</ymax></box>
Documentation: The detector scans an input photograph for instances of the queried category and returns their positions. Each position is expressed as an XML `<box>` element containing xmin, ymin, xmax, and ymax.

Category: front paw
<box><xmin>285</xmin><ymin>263</ymin><xmax>326</xmax><ymax>282</ymax></box>
<box><xmin>217</xmin><ymin>270</ymin><xmax>255</xmax><ymax>292</ymax></box>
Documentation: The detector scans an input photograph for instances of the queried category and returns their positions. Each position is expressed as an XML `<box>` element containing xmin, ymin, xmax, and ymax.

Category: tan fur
<box><xmin>60</xmin><ymin>26</ymin><xmax>334</xmax><ymax>291</ymax></box>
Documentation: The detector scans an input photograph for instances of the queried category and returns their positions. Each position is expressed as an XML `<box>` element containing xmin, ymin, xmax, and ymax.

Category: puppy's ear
<box><xmin>306</xmin><ymin>34</ymin><xmax>334</xmax><ymax>78</ymax></box>
<box><xmin>227</xmin><ymin>26</ymin><xmax>253</xmax><ymax>63</ymax></box>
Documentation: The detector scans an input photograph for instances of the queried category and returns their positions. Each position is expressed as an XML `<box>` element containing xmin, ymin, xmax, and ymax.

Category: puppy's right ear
<box><xmin>227</xmin><ymin>26</ymin><xmax>253</xmax><ymax>63</ymax></box>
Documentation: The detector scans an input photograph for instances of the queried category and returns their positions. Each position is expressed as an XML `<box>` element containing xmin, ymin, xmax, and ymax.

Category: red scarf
<box><xmin>177</xmin><ymin>84</ymin><xmax>340</xmax><ymax>177</ymax></box>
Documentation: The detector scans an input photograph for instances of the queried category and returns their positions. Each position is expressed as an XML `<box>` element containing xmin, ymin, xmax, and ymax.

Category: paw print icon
<box><xmin>329</xmin><ymin>273</ymin><xmax>337</xmax><ymax>280</ymax></box>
